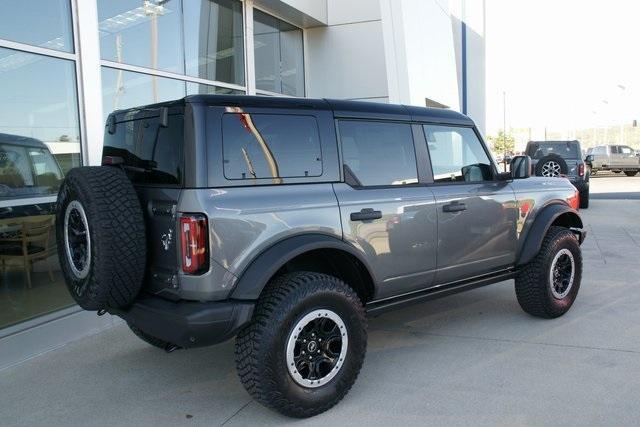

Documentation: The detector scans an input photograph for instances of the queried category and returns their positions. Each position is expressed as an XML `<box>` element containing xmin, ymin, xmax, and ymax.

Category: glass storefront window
<box><xmin>101</xmin><ymin>67</ymin><xmax>187</xmax><ymax>120</ymax></box>
<box><xmin>186</xmin><ymin>82</ymin><xmax>244</xmax><ymax>95</ymax></box>
<box><xmin>253</xmin><ymin>10</ymin><xmax>304</xmax><ymax>96</ymax></box>
<box><xmin>98</xmin><ymin>0</ymin><xmax>185</xmax><ymax>74</ymax></box>
<box><xmin>0</xmin><ymin>0</ymin><xmax>74</xmax><ymax>53</ymax></box>
<box><xmin>184</xmin><ymin>0</ymin><xmax>245</xmax><ymax>86</ymax></box>
<box><xmin>0</xmin><ymin>47</ymin><xmax>81</xmax><ymax>329</ymax></box>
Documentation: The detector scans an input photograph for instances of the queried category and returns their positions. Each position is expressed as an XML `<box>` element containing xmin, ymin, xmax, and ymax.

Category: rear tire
<box><xmin>579</xmin><ymin>187</ymin><xmax>589</xmax><ymax>209</ymax></box>
<box><xmin>235</xmin><ymin>272</ymin><xmax>367</xmax><ymax>418</ymax></box>
<box><xmin>624</xmin><ymin>171</ymin><xmax>638</xmax><ymax>177</ymax></box>
<box><xmin>55</xmin><ymin>166</ymin><xmax>146</xmax><ymax>310</ymax></box>
<box><xmin>515</xmin><ymin>227</ymin><xmax>582</xmax><ymax>318</ymax></box>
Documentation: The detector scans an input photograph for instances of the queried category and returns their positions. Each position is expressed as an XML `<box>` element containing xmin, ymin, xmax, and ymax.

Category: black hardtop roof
<box><xmin>0</xmin><ymin>132</ymin><xmax>48</xmax><ymax>148</ymax></box>
<box><xmin>108</xmin><ymin>95</ymin><xmax>474</xmax><ymax>125</ymax></box>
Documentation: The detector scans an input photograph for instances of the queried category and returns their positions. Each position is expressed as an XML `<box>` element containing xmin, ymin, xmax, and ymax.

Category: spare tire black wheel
<box><xmin>56</xmin><ymin>166</ymin><xmax>146</xmax><ymax>311</ymax></box>
<box><xmin>535</xmin><ymin>155</ymin><xmax>568</xmax><ymax>177</ymax></box>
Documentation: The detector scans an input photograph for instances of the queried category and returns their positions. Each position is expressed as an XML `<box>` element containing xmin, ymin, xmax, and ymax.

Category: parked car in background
<box><xmin>0</xmin><ymin>133</ymin><xmax>64</xmax><ymax>219</ymax></box>
<box><xmin>585</xmin><ymin>145</ymin><xmax>640</xmax><ymax>176</ymax></box>
<box><xmin>525</xmin><ymin>140</ymin><xmax>589</xmax><ymax>208</ymax></box>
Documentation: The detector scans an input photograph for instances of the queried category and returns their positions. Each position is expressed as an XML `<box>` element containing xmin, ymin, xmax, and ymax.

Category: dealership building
<box><xmin>0</xmin><ymin>0</ymin><xmax>485</xmax><ymax>369</ymax></box>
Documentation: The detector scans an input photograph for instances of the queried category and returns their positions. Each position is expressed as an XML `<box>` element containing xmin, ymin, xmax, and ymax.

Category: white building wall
<box><xmin>380</xmin><ymin>0</ymin><xmax>460</xmax><ymax>110</ymax></box>
<box><xmin>451</xmin><ymin>0</ymin><xmax>486</xmax><ymax>134</ymax></box>
<box><xmin>304</xmin><ymin>0</ymin><xmax>388</xmax><ymax>102</ymax></box>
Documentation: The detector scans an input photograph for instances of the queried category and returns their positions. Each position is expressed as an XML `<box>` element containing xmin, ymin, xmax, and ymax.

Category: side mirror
<box><xmin>510</xmin><ymin>155</ymin><xmax>531</xmax><ymax>179</ymax></box>
<box><xmin>585</xmin><ymin>154</ymin><xmax>594</xmax><ymax>162</ymax></box>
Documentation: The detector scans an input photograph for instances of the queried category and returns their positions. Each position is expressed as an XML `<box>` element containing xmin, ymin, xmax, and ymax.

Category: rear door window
<box><xmin>103</xmin><ymin>114</ymin><xmax>184</xmax><ymax>186</ymax></box>
<box><xmin>222</xmin><ymin>113</ymin><xmax>322</xmax><ymax>180</ymax></box>
<box><xmin>338</xmin><ymin>121</ymin><xmax>417</xmax><ymax>186</ymax></box>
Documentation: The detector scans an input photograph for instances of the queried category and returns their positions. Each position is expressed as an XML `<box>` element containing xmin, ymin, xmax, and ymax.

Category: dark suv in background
<box><xmin>525</xmin><ymin>140</ymin><xmax>589</xmax><ymax>208</ymax></box>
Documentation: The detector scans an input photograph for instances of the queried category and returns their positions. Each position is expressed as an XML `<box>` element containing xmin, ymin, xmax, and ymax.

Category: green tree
<box><xmin>489</xmin><ymin>130</ymin><xmax>516</xmax><ymax>154</ymax></box>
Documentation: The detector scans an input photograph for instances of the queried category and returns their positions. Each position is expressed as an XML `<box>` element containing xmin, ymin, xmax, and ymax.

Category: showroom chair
<box><xmin>0</xmin><ymin>216</ymin><xmax>56</xmax><ymax>288</ymax></box>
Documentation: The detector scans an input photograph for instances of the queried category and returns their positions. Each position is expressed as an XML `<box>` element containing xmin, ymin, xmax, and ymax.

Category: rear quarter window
<box><xmin>102</xmin><ymin>114</ymin><xmax>184</xmax><ymax>186</ymax></box>
<box><xmin>527</xmin><ymin>142</ymin><xmax>580</xmax><ymax>160</ymax></box>
<box><xmin>222</xmin><ymin>113</ymin><xmax>322</xmax><ymax>181</ymax></box>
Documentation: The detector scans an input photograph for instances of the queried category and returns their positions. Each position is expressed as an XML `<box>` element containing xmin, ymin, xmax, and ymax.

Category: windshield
<box><xmin>526</xmin><ymin>142</ymin><xmax>580</xmax><ymax>160</ymax></box>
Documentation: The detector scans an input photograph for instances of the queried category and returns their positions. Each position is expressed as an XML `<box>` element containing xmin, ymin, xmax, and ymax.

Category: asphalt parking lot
<box><xmin>2</xmin><ymin>176</ymin><xmax>640</xmax><ymax>426</ymax></box>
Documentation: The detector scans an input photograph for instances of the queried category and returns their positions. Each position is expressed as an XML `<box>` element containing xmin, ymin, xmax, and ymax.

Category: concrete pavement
<box><xmin>1</xmin><ymin>178</ymin><xmax>640</xmax><ymax>426</ymax></box>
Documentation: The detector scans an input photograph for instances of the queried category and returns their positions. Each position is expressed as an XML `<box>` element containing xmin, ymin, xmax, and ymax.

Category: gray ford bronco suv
<box><xmin>56</xmin><ymin>95</ymin><xmax>586</xmax><ymax>418</ymax></box>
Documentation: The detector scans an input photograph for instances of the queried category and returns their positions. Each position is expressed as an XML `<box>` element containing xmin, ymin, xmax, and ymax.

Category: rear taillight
<box><xmin>567</xmin><ymin>190</ymin><xmax>580</xmax><ymax>210</ymax></box>
<box><xmin>578</xmin><ymin>163</ymin><xmax>585</xmax><ymax>177</ymax></box>
<box><xmin>180</xmin><ymin>214</ymin><xmax>208</xmax><ymax>274</ymax></box>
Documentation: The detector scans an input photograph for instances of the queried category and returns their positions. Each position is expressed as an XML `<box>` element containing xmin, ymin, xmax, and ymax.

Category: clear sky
<box><xmin>485</xmin><ymin>0</ymin><xmax>640</xmax><ymax>135</ymax></box>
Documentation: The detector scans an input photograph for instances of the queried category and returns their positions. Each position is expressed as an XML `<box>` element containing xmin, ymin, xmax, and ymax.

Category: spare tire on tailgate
<box><xmin>55</xmin><ymin>166</ymin><xmax>146</xmax><ymax>310</ymax></box>
<box><xmin>535</xmin><ymin>154</ymin><xmax>568</xmax><ymax>177</ymax></box>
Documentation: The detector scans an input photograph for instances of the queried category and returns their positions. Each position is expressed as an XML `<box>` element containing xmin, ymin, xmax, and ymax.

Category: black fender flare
<box><xmin>516</xmin><ymin>203</ymin><xmax>583</xmax><ymax>266</ymax></box>
<box><xmin>230</xmin><ymin>233</ymin><xmax>376</xmax><ymax>300</ymax></box>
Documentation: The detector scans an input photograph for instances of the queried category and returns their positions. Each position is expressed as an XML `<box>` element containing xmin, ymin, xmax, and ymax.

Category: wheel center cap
<box><xmin>307</xmin><ymin>341</ymin><xmax>317</xmax><ymax>352</ymax></box>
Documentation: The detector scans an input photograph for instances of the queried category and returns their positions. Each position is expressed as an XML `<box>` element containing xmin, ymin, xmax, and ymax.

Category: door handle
<box><xmin>350</xmin><ymin>208</ymin><xmax>382</xmax><ymax>222</ymax></box>
<box><xmin>442</xmin><ymin>201</ymin><xmax>467</xmax><ymax>213</ymax></box>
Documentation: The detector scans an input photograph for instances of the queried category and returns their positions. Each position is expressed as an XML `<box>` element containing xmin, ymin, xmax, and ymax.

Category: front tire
<box><xmin>515</xmin><ymin>227</ymin><xmax>582</xmax><ymax>318</ymax></box>
<box><xmin>235</xmin><ymin>272</ymin><xmax>367</xmax><ymax>418</ymax></box>
<box><xmin>624</xmin><ymin>171</ymin><xmax>638</xmax><ymax>177</ymax></box>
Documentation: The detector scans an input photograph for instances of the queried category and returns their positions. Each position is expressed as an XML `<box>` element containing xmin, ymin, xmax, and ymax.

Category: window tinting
<box><xmin>424</xmin><ymin>125</ymin><xmax>493</xmax><ymax>183</ymax></box>
<box><xmin>223</xmin><ymin>114</ymin><xmax>322</xmax><ymax>180</ymax></box>
<box><xmin>339</xmin><ymin>121</ymin><xmax>417</xmax><ymax>186</ymax></box>
<box><xmin>525</xmin><ymin>142</ymin><xmax>580</xmax><ymax>160</ymax></box>
<box><xmin>103</xmin><ymin>114</ymin><xmax>184</xmax><ymax>185</ymax></box>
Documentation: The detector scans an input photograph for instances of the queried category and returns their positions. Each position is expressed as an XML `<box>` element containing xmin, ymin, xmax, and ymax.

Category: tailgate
<box><xmin>136</xmin><ymin>187</ymin><xmax>181</xmax><ymax>298</ymax></box>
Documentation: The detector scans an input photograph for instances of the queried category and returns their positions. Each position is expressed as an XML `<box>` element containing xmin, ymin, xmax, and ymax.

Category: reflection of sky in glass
<box><xmin>183</xmin><ymin>0</ymin><xmax>245</xmax><ymax>85</ymax></box>
<box><xmin>101</xmin><ymin>67</ymin><xmax>186</xmax><ymax>120</ymax></box>
<box><xmin>0</xmin><ymin>48</ymin><xmax>80</xmax><ymax>146</ymax></box>
<box><xmin>0</xmin><ymin>0</ymin><xmax>73</xmax><ymax>52</ymax></box>
<box><xmin>98</xmin><ymin>0</ymin><xmax>184</xmax><ymax>74</ymax></box>
<box><xmin>253</xmin><ymin>10</ymin><xmax>304</xmax><ymax>96</ymax></box>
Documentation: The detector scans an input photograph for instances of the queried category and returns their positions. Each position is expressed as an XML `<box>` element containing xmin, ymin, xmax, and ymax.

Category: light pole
<box><xmin>503</xmin><ymin>91</ymin><xmax>507</xmax><ymax>171</ymax></box>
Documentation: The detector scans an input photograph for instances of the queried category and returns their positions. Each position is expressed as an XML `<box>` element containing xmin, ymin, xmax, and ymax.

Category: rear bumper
<box><xmin>110</xmin><ymin>296</ymin><xmax>254</xmax><ymax>348</ymax></box>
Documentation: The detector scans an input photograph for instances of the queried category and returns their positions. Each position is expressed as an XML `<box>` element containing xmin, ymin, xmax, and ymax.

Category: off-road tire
<box><xmin>515</xmin><ymin>226</ymin><xmax>582</xmax><ymax>318</ymax></box>
<box><xmin>56</xmin><ymin>166</ymin><xmax>146</xmax><ymax>310</ymax></box>
<box><xmin>579</xmin><ymin>187</ymin><xmax>589</xmax><ymax>209</ymax></box>
<box><xmin>129</xmin><ymin>324</ymin><xmax>171</xmax><ymax>350</ymax></box>
<box><xmin>235</xmin><ymin>272</ymin><xmax>367</xmax><ymax>418</ymax></box>
<box><xmin>624</xmin><ymin>171</ymin><xmax>638</xmax><ymax>177</ymax></box>
<box><xmin>534</xmin><ymin>154</ymin><xmax>568</xmax><ymax>177</ymax></box>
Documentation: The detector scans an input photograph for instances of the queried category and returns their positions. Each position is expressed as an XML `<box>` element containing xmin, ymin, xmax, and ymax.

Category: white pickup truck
<box><xmin>586</xmin><ymin>144</ymin><xmax>640</xmax><ymax>176</ymax></box>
